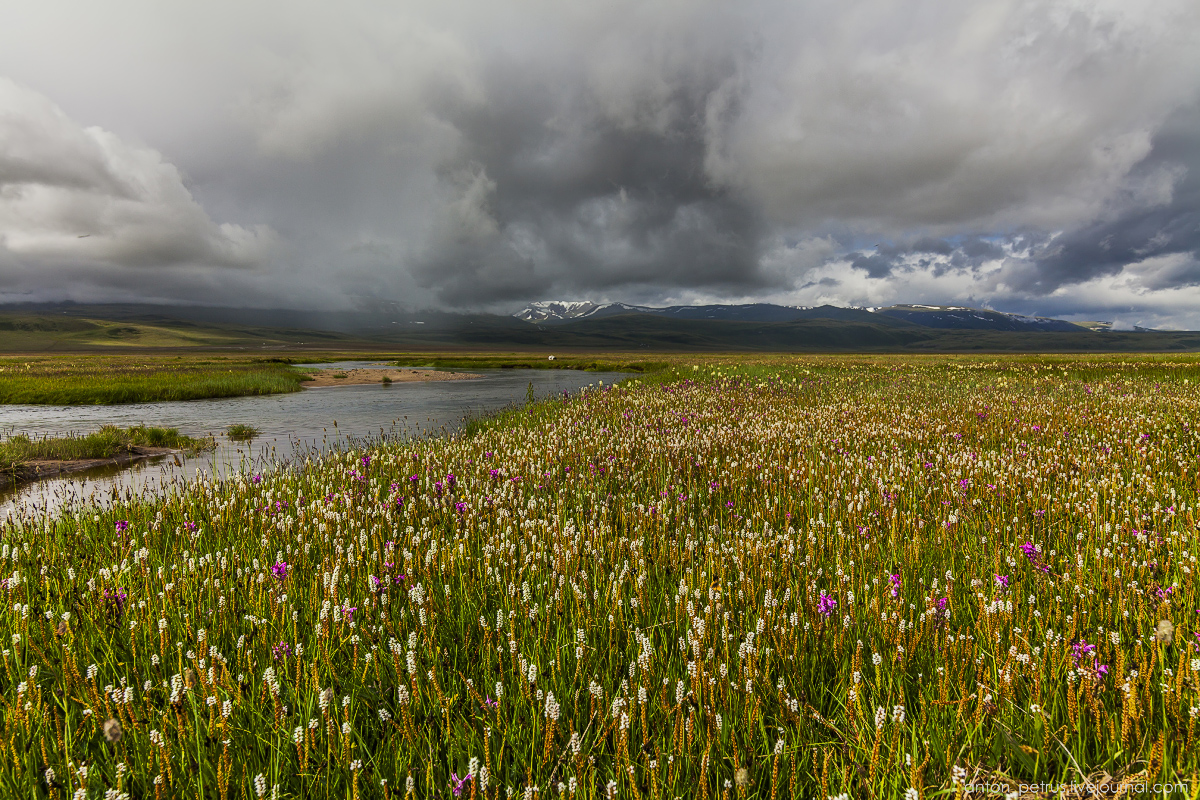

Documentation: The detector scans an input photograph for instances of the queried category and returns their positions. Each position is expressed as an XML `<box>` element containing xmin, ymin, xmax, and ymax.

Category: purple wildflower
<box><xmin>817</xmin><ymin>591</ymin><xmax>837</xmax><ymax>618</ymax></box>
<box><xmin>103</xmin><ymin>588</ymin><xmax>128</xmax><ymax>614</ymax></box>
<box><xmin>271</xmin><ymin>562</ymin><xmax>288</xmax><ymax>581</ymax></box>
<box><xmin>1071</xmin><ymin>641</ymin><xmax>1096</xmax><ymax>665</ymax></box>
<box><xmin>995</xmin><ymin>574</ymin><xmax>1010</xmax><ymax>590</ymax></box>
<box><xmin>1019</xmin><ymin>541</ymin><xmax>1052</xmax><ymax>574</ymax></box>
<box><xmin>448</xmin><ymin>773</ymin><xmax>472</xmax><ymax>797</ymax></box>
<box><xmin>888</xmin><ymin>573</ymin><xmax>901</xmax><ymax>598</ymax></box>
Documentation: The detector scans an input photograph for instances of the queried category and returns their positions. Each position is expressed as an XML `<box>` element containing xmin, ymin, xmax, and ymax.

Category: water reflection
<box><xmin>1</xmin><ymin>368</ymin><xmax>629</xmax><ymax>517</ymax></box>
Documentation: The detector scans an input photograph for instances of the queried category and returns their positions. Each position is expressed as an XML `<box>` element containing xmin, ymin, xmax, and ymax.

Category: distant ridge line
<box><xmin>513</xmin><ymin>301</ymin><xmax>1109</xmax><ymax>332</ymax></box>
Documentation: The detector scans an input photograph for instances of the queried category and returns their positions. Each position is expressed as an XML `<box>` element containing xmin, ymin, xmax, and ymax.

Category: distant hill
<box><xmin>874</xmin><ymin>304</ymin><xmax>1086</xmax><ymax>332</ymax></box>
<box><xmin>0</xmin><ymin>301</ymin><xmax>1195</xmax><ymax>353</ymax></box>
<box><xmin>514</xmin><ymin>301</ymin><xmax>1097</xmax><ymax>332</ymax></box>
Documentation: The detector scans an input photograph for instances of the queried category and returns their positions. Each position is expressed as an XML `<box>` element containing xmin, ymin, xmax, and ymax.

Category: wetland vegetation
<box><xmin>0</xmin><ymin>356</ymin><xmax>312</xmax><ymax>405</ymax></box>
<box><xmin>2</xmin><ymin>354</ymin><xmax>1200</xmax><ymax>797</ymax></box>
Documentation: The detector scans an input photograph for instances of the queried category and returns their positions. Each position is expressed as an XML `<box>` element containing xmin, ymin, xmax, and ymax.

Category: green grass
<box><xmin>226</xmin><ymin>424</ymin><xmax>262</xmax><ymax>442</ymax></box>
<box><xmin>4</xmin><ymin>354</ymin><xmax>1200</xmax><ymax>798</ymax></box>
<box><xmin>0</xmin><ymin>311</ymin><xmax>370</xmax><ymax>352</ymax></box>
<box><xmin>0</xmin><ymin>424</ymin><xmax>212</xmax><ymax>467</ymax></box>
<box><xmin>0</xmin><ymin>356</ymin><xmax>313</xmax><ymax>405</ymax></box>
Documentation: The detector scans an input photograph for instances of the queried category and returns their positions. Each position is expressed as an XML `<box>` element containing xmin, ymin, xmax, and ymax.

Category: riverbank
<box><xmin>0</xmin><ymin>352</ymin><xmax>672</xmax><ymax>405</ymax></box>
<box><xmin>0</xmin><ymin>446</ymin><xmax>182</xmax><ymax>489</ymax></box>
<box><xmin>0</xmin><ymin>425</ymin><xmax>213</xmax><ymax>489</ymax></box>
<box><xmin>300</xmin><ymin>367</ymin><xmax>480</xmax><ymax>387</ymax></box>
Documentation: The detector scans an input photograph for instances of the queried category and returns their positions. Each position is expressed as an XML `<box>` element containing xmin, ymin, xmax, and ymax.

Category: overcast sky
<box><xmin>2</xmin><ymin>0</ymin><xmax>1199</xmax><ymax>326</ymax></box>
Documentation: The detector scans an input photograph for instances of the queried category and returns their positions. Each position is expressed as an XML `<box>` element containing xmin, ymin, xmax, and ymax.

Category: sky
<box><xmin>1</xmin><ymin>0</ymin><xmax>1199</xmax><ymax>327</ymax></box>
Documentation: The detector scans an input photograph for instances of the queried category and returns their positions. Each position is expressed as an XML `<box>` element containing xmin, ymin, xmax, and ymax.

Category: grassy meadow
<box><xmin>0</xmin><ymin>352</ymin><xmax>673</xmax><ymax>406</ymax></box>
<box><xmin>394</xmin><ymin>354</ymin><xmax>672</xmax><ymax>374</ymax></box>
<box><xmin>3</xmin><ymin>355</ymin><xmax>1200</xmax><ymax>798</ymax></box>
<box><xmin>0</xmin><ymin>356</ymin><xmax>312</xmax><ymax>405</ymax></box>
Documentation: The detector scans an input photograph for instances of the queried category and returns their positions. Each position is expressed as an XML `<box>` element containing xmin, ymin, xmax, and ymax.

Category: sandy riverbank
<box><xmin>300</xmin><ymin>368</ymin><xmax>481</xmax><ymax>387</ymax></box>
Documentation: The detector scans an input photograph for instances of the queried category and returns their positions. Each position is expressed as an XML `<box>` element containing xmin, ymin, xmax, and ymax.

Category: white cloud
<box><xmin>0</xmin><ymin>78</ymin><xmax>273</xmax><ymax>269</ymax></box>
<box><xmin>704</xmin><ymin>0</ymin><xmax>1200</xmax><ymax>232</ymax></box>
<box><xmin>238</xmin><ymin>10</ymin><xmax>482</xmax><ymax>160</ymax></box>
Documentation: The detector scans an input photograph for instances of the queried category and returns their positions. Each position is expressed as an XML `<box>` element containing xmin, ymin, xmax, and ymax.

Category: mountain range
<box><xmin>514</xmin><ymin>301</ymin><xmax>1115</xmax><ymax>332</ymax></box>
<box><xmin>0</xmin><ymin>301</ymin><xmax>1187</xmax><ymax>353</ymax></box>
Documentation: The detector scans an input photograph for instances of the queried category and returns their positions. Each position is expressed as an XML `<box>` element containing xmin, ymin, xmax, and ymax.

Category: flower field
<box><xmin>3</xmin><ymin>356</ymin><xmax>1200</xmax><ymax>798</ymax></box>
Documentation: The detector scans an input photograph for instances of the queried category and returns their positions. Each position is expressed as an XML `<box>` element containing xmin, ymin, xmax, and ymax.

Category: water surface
<box><xmin>1</xmin><ymin>367</ymin><xmax>628</xmax><ymax>518</ymax></box>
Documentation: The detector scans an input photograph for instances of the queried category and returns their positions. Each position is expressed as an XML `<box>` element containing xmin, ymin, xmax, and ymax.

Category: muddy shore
<box><xmin>0</xmin><ymin>446</ymin><xmax>179</xmax><ymax>490</ymax></box>
<box><xmin>300</xmin><ymin>368</ymin><xmax>480</xmax><ymax>387</ymax></box>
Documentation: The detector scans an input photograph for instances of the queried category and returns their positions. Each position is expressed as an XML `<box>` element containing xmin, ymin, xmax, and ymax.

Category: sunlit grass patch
<box><xmin>0</xmin><ymin>356</ymin><xmax>311</xmax><ymax>405</ymax></box>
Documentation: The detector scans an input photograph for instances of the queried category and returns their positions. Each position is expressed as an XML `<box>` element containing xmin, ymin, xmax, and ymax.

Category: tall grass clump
<box><xmin>1</xmin><ymin>356</ymin><xmax>1199</xmax><ymax>797</ymax></box>
<box><xmin>0</xmin><ymin>425</ymin><xmax>212</xmax><ymax>467</ymax></box>
<box><xmin>227</xmin><ymin>424</ymin><xmax>262</xmax><ymax>442</ymax></box>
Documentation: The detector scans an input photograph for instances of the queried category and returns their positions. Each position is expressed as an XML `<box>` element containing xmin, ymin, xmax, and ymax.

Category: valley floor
<box><xmin>2</xmin><ymin>354</ymin><xmax>1198</xmax><ymax>797</ymax></box>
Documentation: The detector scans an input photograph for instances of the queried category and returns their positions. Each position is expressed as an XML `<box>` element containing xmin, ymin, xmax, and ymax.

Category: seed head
<box><xmin>1156</xmin><ymin>619</ymin><xmax>1175</xmax><ymax>645</ymax></box>
<box><xmin>102</xmin><ymin>718</ymin><xmax>123</xmax><ymax>743</ymax></box>
<box><xmin>734</xmin><ymin>767</ymin><xmax>750</xmax><ymax>787</ymax></box>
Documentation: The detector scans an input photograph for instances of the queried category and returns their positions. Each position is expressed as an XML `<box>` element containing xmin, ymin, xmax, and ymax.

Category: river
<box><xmin>0</xmin><ymin>363</ymin><xmax>631</xmax><ymax>519</ymax></box>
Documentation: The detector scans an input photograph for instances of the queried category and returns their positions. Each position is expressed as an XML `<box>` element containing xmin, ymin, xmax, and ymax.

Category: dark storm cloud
<box><xmin>1</xmin><ymin>0</ymin><xmax>1199</xmax><ymax>320</ymax></box>
<box><xmin>1021</xmin><ymin>104</ymin><xmax>1200</xmax><ymax>295</ymax></box>
<box><xmin>410</xmin><ymin>59</ymin><xmax>768</xmax><ymax>303</ymax></box>
<box><xmin>849</xmin><ymin>235</ymin><xmax>1008</xmax><ymax>280</ymax></box>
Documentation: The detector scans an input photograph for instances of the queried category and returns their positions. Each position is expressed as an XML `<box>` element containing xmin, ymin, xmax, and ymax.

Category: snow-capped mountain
<box><xmin>873</xmin><ymin>305</ymin><xmax>1087</xmax><ymax>331</ymax></box>
<box><xmin>513</xmin><ymin>301</ymin><xmax>1098</xmax><ymax>331</ymax></box>
<box><xmin>513</xmin><ymin>301</ymin><xmax>650</xmax><ymax>322</ymax></box>
<box><xmin>514</xmin><ymin>301</ymin><xmax>806</xmax><ymax>324</ymax></box>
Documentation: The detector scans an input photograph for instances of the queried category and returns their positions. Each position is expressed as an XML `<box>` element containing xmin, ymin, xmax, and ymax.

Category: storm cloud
<box><xmin>1</xmin><ymin>0</ymin><xmax>1199</xmax><ymax>322</ymax></box>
